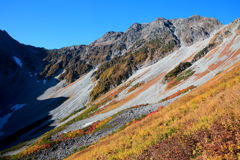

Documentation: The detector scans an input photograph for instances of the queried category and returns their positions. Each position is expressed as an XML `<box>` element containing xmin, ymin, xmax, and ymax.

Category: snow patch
<box><xmin>0</xmin><ymin>104</ymin><xmax>26</xmax><ymax>132</ymax></box>
<box><xmin>13</xmin><ymin>56</ymin><xmax>23</xmax><ymax>67</ymax></box>
<box><xmin>82</xmin><ymin>122</ymin><xmax>94</xmax><ymax>128</ymax></box>
<box><xmin>11</xmin><ymin>104</ymin><xmax>26</xmax><ymax>111</ymax></box>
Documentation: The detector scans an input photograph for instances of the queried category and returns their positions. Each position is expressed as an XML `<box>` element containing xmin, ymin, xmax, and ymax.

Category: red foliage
<box><xmin>129</xmin><ymin>106</ymin><xmax>163</xmax><ymax>125</ymax></box>
<box><xmin>162</xmin><ymin>85</ymin><xmax>196</xmax><ymax>102</ymax></box>
<box><xmin>85</xmin><ymin>121</ymin><xmax>99</xmax><ymax>134</ymax></box>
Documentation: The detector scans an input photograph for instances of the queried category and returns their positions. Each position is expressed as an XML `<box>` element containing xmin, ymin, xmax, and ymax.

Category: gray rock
<box><xmin>23</xmin><ymin>104</ymin><xmax>160</xmax><ymax>160</ymax></box>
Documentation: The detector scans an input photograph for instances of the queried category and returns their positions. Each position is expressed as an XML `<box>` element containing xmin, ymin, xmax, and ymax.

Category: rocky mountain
<box><xmin>40</xmin><ymin>15</ymin><xmax>221</xmax><ymax>84</ymax></box>
<box><xmin>0</xmin><ymin>15</ymin><xmax>239</xmax><ymax>160</ymax></box>
<box><xmin>0</xmin><ymin>30</ymin><xmax>46</xmax><ymax>110</ymax></box>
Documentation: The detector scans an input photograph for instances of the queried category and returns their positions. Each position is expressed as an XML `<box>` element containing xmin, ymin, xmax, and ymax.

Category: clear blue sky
<box><xmin>1</xmin><ymin>0</ymin><xmax>239</xmax><ymax>49</ymax></box>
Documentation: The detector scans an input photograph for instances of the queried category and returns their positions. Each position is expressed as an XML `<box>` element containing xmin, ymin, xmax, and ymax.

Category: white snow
<box><xmin>55</xmin><ymin>69</ymin><xmax>66</xmax><ymax>79</ymax></box>
<box><xmin>0</xmin><ymin>104</ymin><xmax>26</xmax><ymax>132</ymax></box>
<box><xmin>12</xmin><ymin>56</ymin><xmax>23</xmax><ymax>67</ymax></box>
<box><xmin>82</xmin><ymin>122</ymin><xmax>94</xmax><ymax>128</ymax></box>
<box><xmin>11</xmin><ymin>104</ymin><xmax>26</xmax><ymax>111</ymax></box>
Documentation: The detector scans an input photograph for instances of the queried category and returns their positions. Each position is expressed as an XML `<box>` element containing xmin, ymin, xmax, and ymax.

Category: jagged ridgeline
<box><xmin>2</xmin><ymin>15</ymin><xmax>240</xmax><ymax>160</ymax></box>
<box><xmin>39</xmin><ymin>15</ymin><xmax>221</xmax><ymax>100</ymax></box>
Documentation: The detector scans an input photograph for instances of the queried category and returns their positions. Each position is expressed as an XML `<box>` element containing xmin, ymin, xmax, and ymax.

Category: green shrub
<box><xmin>191</xmin><ymin>43</ymin><xmax>215</xmax><ymax>63</ymax></box>
<box><xmin>164</xmin><ymin>62</ymin><xmax>192</xmax><ymax>82</ymax></box>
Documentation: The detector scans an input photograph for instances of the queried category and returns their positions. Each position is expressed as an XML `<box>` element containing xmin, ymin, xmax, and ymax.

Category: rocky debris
<box><xmin>23</xmin><ymin>105</ymin><xmax>160</xmax><ymax>160</ymax></box>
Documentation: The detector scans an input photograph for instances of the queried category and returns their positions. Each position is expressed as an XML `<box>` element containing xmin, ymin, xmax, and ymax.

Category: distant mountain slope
<box><xmin>0</xmin><ymin>30</ymin><xmax>46</xmax><ymax>109</ymax></box>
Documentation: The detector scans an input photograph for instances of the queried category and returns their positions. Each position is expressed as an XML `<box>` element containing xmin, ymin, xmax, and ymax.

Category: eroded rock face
<box><xmin>171</xmin><ymin>15</ymin><xmax>222</xmax><ymax>45</ymax></box>
<box><xmin>41</xmin><ymin>15</ymin><xmax>222</xmax><ymax>83</ymax></box>
<box><xmin>92</xmin><ymin>15</ymin><xmax>222</xmax><ymax>49</ymax></box>
<box><xmin>91</xmin><ymin>31</ymin><xmax>124</xmax><ymax>46</ymax></box>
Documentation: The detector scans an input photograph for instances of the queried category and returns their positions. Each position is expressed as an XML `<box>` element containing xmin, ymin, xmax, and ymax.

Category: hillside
<box><xmin>0</xmin><ymin>16</ymin><xmax>240</xmax><ymax>160</ymax></box>
<box><xmin>67</xmin><ymin>60</ymin><xmax>240</xmax><ymax>160</ymax></box>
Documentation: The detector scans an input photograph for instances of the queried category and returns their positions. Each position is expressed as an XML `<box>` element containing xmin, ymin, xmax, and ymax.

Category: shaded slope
<box><xmin>0</xmin><ymin>30</ymin><xmax>47</xmax><ymax>109</ymax></box>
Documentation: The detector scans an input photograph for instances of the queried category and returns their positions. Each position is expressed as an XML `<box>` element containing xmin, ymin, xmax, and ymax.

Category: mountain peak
<box><xmin>0</xmin><ymin>30</ymin><xmax>13</xmax><ymax>41</ymax></box>
<box><xmin>155</xmin><ymin>17</ymin><xmax>167</xmax><ymax>21</ymax></box>
<box><xmin>91</xmin><ymin>31</ymin><xmax>124</xmax><ymax>46</ymax></box>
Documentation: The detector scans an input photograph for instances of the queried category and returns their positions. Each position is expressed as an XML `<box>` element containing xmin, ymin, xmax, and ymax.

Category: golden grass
<box><xmin>127</xmin><ymin>82</ymin><xmax>144</xmax><ymax>93</ymax></box>
<box><xmin>66</xmin><ymin>62</ymin><xmax>240</xmax><ymax>160</ymax></box>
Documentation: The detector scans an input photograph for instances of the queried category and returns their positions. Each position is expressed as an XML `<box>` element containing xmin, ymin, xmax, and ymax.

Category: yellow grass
<box><xmin>66</xmin><ymin>62</ymin><xmax>240</xmax><ymax>160</ymax></box>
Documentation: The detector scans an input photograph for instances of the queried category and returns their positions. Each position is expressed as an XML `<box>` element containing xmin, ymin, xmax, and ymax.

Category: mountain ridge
<box><xmin>0</xmin><ymin>15</ymin><xmax>239</xmax><ymax>160</ymax></box>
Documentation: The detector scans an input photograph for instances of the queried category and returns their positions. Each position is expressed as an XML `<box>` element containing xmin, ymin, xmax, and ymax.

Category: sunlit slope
<box><xmin>1</xmin><ymin>17</ymin><xmax>239</xmax><ymax>160</ymax></box>
<box><xmin>67</xmin><ymin>62</ymin><xmax>240</xmax><ymax>160</ymax></box>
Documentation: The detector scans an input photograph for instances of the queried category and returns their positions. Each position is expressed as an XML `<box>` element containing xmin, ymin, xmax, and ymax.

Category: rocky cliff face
<box><xmin>171</xmin><ymin>15</ymin><xmax>222</xmax><ymax>45</ymax></box>
<box><xmin>40</xmin><ymin>15</ymin><xmax>222</xmax><ymax>84</ymax></box>
<box><xmin>92</xmin><ymin>15</ymin><xmax>222</xmax><ymax>49</ymax></box>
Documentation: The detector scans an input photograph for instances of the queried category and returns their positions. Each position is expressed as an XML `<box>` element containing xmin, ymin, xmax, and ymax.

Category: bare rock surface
<box><xmin>24</xmin><ymin>104</ymin><xmax>161</xmax><ymax>160</ymax></box>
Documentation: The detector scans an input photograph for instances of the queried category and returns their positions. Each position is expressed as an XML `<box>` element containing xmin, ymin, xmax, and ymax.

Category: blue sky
<box><xmin>1</xmin><ymin>0</ymin><xmax>239</xmax><ymax>49</ymax></box>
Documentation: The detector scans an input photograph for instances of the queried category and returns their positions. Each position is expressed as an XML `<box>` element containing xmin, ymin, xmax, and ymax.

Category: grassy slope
<box><xmin>66</xmin><ymin>62</ymin><xmax>240</xmax><ymax>160</ymax></box>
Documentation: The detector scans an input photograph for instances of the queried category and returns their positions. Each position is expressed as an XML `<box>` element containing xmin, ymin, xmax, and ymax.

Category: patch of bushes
<box><xmin>166</xmin><ymin>69</ymin><xmax>195</xmax><ymax>89</ymax></box>
<box><xmin>176</xmin><ymin>69</ymin><xmax>195</xmax><ymax>81</ymax></box>
<box><xmin>224</xmin><ymin>30</ymin><xmax>231</xmax><ymax>35</ymax></box>
<box><xmin>191</xmin><ymin>43</ymin><xmax>215</xmax><ymax>63</ymax></box>
<box><xmin>164</xmin><ymin>62</ymin><xmax>192</xmax><ymax>82</ymax></box>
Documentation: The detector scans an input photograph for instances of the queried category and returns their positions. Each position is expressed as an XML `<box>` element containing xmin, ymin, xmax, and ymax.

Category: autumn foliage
<box><xmin>161</xmin><ymin>85</ymin><xmax>196</xmax><ymax>102</ymax></box>
<box><xmin>67</xmin><ymin>62</ymin><xmax>240</xmax><ymax>160</ymax></box>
